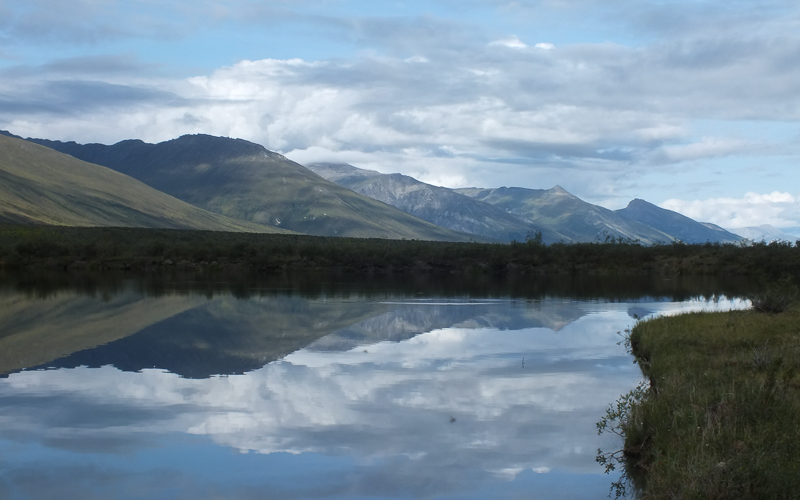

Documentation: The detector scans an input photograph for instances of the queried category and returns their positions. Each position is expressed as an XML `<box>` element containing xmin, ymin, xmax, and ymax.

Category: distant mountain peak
<box><xmin>729</xmin><ymin>224</ymin><xmax>797</xmax><ymax>243</ymax></box>
<box><xmin>617</xmin><ymin>199</ymin><xmax>741</xmax><ymax>244</ymax></box>
<box><xmin>164</xmin><ymin>133</ymin><xmax>268</xmax><ymax>155</ymax></box>
<box><xmin>306</xmin><ymin>162</ymin><xmax>383</xmax><ymax>183</ymax></box>
<box><xmin>625</xmin><ymin>198</ymin><xmax>650</xmax><ymax>208</ymax></box>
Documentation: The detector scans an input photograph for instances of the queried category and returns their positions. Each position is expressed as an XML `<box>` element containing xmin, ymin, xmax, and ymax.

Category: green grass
<box><xmin>608</xmin><ymin>300</ymin><xmax>800</xmax><ymax>499</ymax></box>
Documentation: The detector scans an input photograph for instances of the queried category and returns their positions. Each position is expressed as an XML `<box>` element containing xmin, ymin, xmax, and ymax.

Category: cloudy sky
<box><xmin>1</xmin><ymin>0</ymin><xmax>800</xmax><ymax>232</ymax></box>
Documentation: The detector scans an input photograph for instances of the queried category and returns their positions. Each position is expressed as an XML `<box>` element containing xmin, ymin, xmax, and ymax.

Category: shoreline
<box><xmin>610</xmin><ymin>301</ymin><xmax>800</xmax><ymax>499</ymax></box>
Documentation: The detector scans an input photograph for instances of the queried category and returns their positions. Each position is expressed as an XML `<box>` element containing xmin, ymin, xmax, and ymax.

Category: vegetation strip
<box><xmin>2</xmin><ymin>224</ymin><xmax>800</xmax><ymax>276</ymax></box>
<box><xmin>1</xmin><ymin>224</ymin><xmax>799</xmax><ymax>276</ymax></box>
<box><xmin>601</xmin><ymin>293</ymin><xmax>800</xmax><ymax>499</ymax></box>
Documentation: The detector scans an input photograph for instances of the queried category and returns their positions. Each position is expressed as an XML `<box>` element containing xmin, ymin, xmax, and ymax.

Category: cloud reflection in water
<box><xmin>0</xmin><ymin>297</ymin><xmax>747</xmax><ymax>499</ymax></box>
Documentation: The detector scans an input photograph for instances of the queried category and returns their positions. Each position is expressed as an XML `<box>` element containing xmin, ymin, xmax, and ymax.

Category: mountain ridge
<box><xmin>616</xmin><ymin>199</ymin><xmax>742</xmax><ymax>244</ymax></box>
<box><xmin>455</xmin><ymin>186</ymin><xmax>676</xmax><ymax>244</ymax></box>
<box><xmin>20</xmin><ymin>133</ymin><xmax>479</xmax><ymax>242</ymax></box>
<box><xmin>0</xmin><ymin>133</ymin><xmax>286</xmax><ymax>233</ymax></box>
<box><xmin>307</xmin><ymin>162</ymin><xmax>564</xmax><ymax>243</ymax></box>
<box><xmin>1</xmin><ymin>130</ymin><xmax>754</xmax><ymax>245</ymax></box>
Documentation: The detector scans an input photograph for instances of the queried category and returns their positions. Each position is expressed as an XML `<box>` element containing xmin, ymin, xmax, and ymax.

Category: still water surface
<box><xmin>0</xmin><ymin>274</ymin><xmax>749</xmax><ymax>499</ymax></box>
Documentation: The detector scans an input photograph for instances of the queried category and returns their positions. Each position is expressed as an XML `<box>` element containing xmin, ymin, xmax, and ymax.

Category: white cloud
<box><xmin>488</xmin><ymin>35</ymin><xmax>528</xmax><ymax>49</ymax></box>
<box><xmin>661</xmin><ymin>191</ymin><xmax>799</xmax><ymax>229</ymax></box>
<box><xmin>2</xmin><ymin>2</ymin><xmax>800</xmax><ymax>219</ymax></box>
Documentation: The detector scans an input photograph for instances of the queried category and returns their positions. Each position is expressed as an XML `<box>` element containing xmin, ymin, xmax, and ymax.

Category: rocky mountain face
<box><xmin>307</xmin><ymin>163</ymin><xmax>562</xmax><ymax>243</ymax></box>
<box><xmin>23</xmin><ymin>134</ymin><xmax>476</xmax><ymax>242</ymax></box>
<box><xmin>616</xmin><ymin>199</ymin><xmax>742</xmax><ymax>244</ymax></box>
<box><xmin>456</xmin><ymin>186</ymin><xmax>675</xmax><ymax>244</ymax></box>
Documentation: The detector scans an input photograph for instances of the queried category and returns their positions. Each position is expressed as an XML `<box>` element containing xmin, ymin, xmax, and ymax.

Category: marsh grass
<box><xmin>612</xmin><ymin>304</ymin><xmax>800</xmax><ymax>499</ymax></box>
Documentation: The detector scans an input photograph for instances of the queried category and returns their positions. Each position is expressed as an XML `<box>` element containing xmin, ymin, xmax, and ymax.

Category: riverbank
<box><xmin>620</xmin><ymin>300</ymin><xmax>800</xmax><ymax>499</ymax></box>
<box><xmin>2</xmin><ymin>224</ymin><xmax>800</xmax><ymax>277</ymax></box>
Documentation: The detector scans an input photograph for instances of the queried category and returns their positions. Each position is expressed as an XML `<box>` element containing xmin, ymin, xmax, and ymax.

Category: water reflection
<box><xmin>0</xmin><ymin>275</ymin><xmax>749</xmax><ymax>499</ymax></box>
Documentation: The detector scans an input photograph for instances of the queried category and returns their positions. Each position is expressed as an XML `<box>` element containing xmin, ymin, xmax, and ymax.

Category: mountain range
<box><xmin>310</xmin><ymin>163</ymin><xmax>742</xmax><ymax>244</ymax></box>
<box><xmin>0</xmin><ymin>130</ymin><xmax>750</xmax><ymax>244</ymax></box>
<box><xmin>19</xmin><ymin>133</ymin><xmax>474</xmax><ymax>242</ymax></box>
<box><xmin>732</xmin><ymin>224</ymin><xmax>798</xmax><ymax>243</ymax></box>
<box><xmin>307</xmin><ymin>162</ymin><xmax>560</xmax><ymax>243</ymax></box>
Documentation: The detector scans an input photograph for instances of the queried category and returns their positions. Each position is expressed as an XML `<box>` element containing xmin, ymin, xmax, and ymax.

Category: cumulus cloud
<box><xmin>662</xmin><ymin>191</ymin><xmax>800</xmax><ymax>229</ymax></box>
<box><xmin>1</xmin><ymin>0</ymin><xmax>800</xmax><ymax>227</ymax></box>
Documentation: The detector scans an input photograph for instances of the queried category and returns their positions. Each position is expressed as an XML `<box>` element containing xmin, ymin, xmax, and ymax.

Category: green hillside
<box><xmin>29</xmin><ymin>134</ymin><xmax>477</xmax><ymax>241</ymax></box>
<box><xmin>0</xmin><ymin>134</ymin><xmax>288</xmax><ymax>233</ymax></box>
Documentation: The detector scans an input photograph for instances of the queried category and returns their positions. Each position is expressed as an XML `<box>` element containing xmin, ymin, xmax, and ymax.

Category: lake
<box><xmin>0</xmin><ymin>273</ymin><xmax>750</xmax><ymax>499</ymax></box>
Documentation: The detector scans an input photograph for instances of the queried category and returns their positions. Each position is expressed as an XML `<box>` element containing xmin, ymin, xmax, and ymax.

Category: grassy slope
<box><xmin>623</xmin><ymin>306</ymin><xmax>800</xmax><ymax>498</ymax></box>
<box><xmin>30</xmin><ymin>134</ymin><xmax>476</xmax><ymax>241</ymax></box>
<box><xmin>457</xmin><ymin>186</ymin><xmax>674</xmax><ymax>244</ymax></box>
<box><xmin>0</xmin><ymin>135</ymin><xmax>287</xmax><ymax>233</ymax></box>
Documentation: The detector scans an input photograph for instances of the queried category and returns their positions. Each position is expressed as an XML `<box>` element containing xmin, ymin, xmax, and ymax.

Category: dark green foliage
<box><xmin>1</xmin><ymin>224</ymin><xmax>800</xmax><ymax>279</ymax></box>
<box><xmin>750</xmin><ymin>276</ymin><xmax>798</xmax><ymax>313</ymax></box>
<box><xmin>525</xmin><ymin>230</ymin><xmax>543</xmax><ymax>245</ymax></box>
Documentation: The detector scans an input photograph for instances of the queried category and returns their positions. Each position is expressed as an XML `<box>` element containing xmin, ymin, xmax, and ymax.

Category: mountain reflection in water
<box><xmin>0</xmin><ymin>275</ymin><xmax>749</xmax><ymax>499</ymax></box>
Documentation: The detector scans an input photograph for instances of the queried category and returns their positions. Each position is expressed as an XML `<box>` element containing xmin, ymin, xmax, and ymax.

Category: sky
<box><xmin>1</xmin><ymin>0</ymin><xmax>800</xmax><ymax>233</ymax></box>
